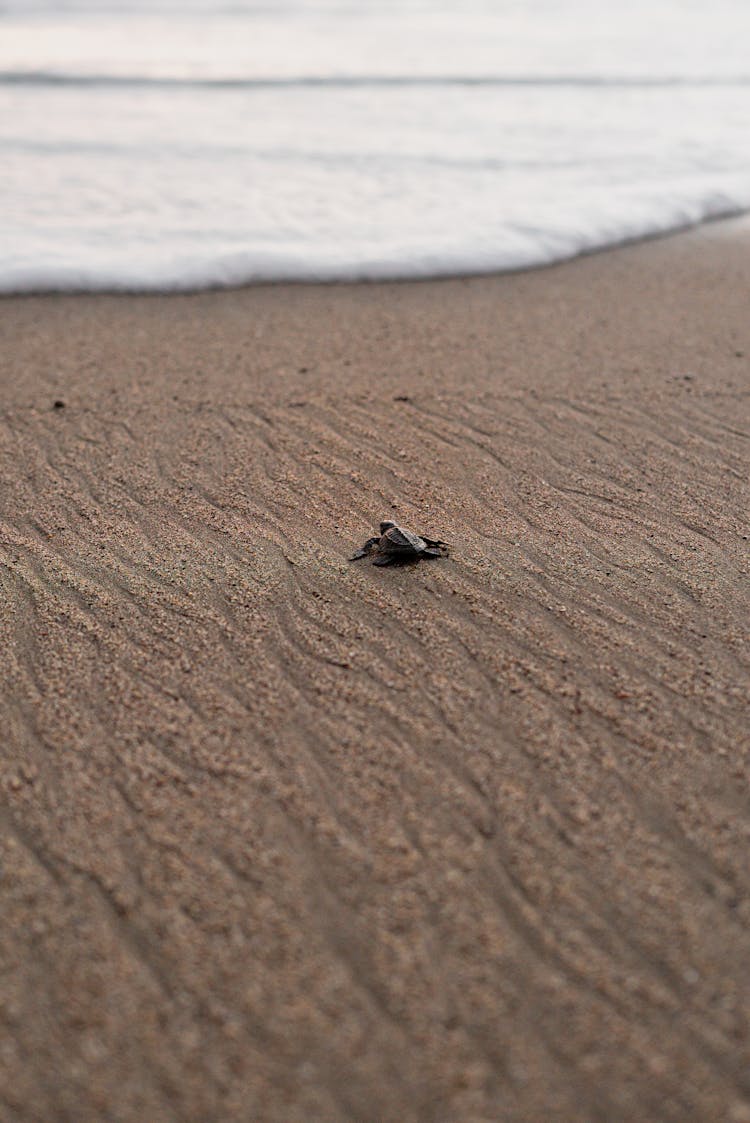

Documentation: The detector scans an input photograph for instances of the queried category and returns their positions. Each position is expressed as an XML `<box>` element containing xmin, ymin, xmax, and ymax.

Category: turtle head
<box><xmin>379</xmin><ymin>520</ymin><xmax>397</xmax><ymax>534</ymax></box>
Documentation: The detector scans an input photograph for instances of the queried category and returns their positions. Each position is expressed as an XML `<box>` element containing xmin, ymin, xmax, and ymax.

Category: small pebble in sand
<box><xmin>53</xmin><ymin>400</ymin><xmax>66</xmax><ymax>410</ymax></box>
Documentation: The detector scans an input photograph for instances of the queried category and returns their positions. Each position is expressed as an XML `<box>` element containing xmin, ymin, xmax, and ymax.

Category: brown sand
<box><xmin>1</xmin><ymin>221</ymin><xmax>749</xmax><ymax>1123</ymax></box>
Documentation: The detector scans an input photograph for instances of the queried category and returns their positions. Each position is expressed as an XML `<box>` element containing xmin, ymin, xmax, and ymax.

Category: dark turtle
<box><xmin>349</xmin><ymin>521</ymin><xmax>449</xmax><ymax>567</ymax></box>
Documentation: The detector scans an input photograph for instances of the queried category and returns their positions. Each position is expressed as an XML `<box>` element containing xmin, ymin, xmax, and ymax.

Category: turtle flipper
<box><xmin>422</xmin><ymin>547</ymin><xmax>445</xmax><ymax>558</ymax></box>
<box><xmin>421</xmin><ymin>537</ymin><xmax>449</xmax><ymax>551</ymax></box>
<box><xmin>349</xmin><ymin>537</ymin><xmax>379</xmax><ymax>561</ymax></box>
<box><xmin>372</xmin><ymin>553</ymin><xmax>396</xmax><ymax>566</ymax></box>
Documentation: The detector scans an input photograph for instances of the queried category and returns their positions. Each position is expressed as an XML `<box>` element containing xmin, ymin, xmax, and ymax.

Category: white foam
<box><xmin>2</xmin><ymin>0</ymin><xmax>750</xmax><ymax>292</ymax></box>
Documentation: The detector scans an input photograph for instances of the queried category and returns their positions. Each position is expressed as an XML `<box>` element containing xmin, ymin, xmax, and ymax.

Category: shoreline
<box><xmin>1</xmin><ymin>220</ymin><xmax>749</xmax><ymax>1122</ymax></box>
<box><xmin>3</xmin><ymin>208</ymin><xmax>750</xmax><ymax>303</ymax></box>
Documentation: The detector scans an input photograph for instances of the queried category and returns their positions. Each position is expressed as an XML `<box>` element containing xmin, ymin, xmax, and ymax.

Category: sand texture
<box><xmin>1</xmin><ymin>224</ymin><xmax>749</xmax><ymax>1122</ymax></box>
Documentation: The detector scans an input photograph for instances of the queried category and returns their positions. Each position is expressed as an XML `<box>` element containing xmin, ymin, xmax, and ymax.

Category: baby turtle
<box><xmin>350</xmin><ymin>521</ymin><xmax>449</xmax><ymax>567</ymax></box>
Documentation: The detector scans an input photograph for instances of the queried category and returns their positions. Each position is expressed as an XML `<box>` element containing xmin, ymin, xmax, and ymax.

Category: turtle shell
<box><xmin>380</xmin><ymin>524</ymin><xmax>426</xmax><ymax>555</ymax></box>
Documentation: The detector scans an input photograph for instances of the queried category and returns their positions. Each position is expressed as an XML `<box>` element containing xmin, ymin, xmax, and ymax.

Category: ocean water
<box><xmin>3</xmin><ymin>0</ymin><xmax>750</xmax><ymax>292</ymax></box>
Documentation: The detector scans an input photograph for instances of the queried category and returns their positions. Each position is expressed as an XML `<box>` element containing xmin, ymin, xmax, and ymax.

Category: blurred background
<box><xmin>3</xmin><ymin>0</ymin><xmax>750</xmax><ymax>291</ymax></box>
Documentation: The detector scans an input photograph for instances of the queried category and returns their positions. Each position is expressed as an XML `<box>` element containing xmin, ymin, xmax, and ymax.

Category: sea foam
<box><xmin>3</xmin><ymin>0</ymin><xmax>750</xmax><ymax>293</ymax></box>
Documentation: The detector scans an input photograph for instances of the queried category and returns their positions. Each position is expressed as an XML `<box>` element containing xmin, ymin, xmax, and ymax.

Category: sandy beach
<box><xmin>1</xmin><ymin>222</ymin><xmax>749</xmax><ymax>1122</ymax></box>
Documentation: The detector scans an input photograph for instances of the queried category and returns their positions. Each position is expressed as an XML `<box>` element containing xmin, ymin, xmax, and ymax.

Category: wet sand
<box><xmin>1</xmin><ymin>222</ymin><xmax>749</xmax><ymax>1122</ymax></box>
